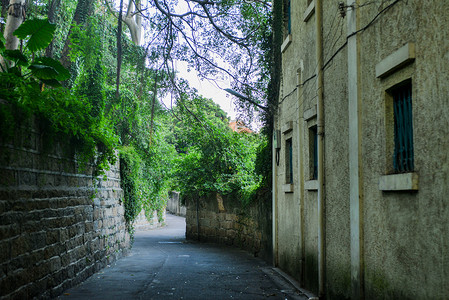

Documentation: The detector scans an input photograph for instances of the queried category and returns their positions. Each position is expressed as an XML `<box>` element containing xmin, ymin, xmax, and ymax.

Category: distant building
<box><xmin>273</xmin><ymin>1</ymin><xmax>449</xmax><ymax>299</ymax></box>
<box><xmin>229</xmin><ymin>119</ymin><xmax>253</xmax><ymax>134</ymax></box>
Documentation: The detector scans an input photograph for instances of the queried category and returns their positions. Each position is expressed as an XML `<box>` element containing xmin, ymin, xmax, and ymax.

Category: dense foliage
<box><xmin>170</xmin><ymin>88</ymin><xmax>263</xmax><ymax>204</ymax></box>
<box><xmin>0</xmin><ymin>0</ymin><xmax>272</xmax><ymax>235</ymax></box>
<box><xmin>0</xmin><ymin>19</ymin><xmax>117</xmax><ymax>174</ymax></box>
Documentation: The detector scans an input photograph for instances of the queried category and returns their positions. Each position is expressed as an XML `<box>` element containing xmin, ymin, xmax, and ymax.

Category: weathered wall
<box><xmin>0</xmin><ymin>117</ymin><xmax>130</xmax><ymax>299</ymax></box>
<box><xmin>275</xmin><ymin>0</ymin><xmax>449</xmax><ymax>299</ymax></box>
<box><xmin>274</xmin><ymin>0</ymin><xmax>318</xmax><ymax>290</ymax></box>
<box><xmin>185</xmin><ymin>191</ymin><xmax>272</xmax><ymax>262</ymax></box>
<box><xmin>166</xmin><ymin>191</ymin><xmax>186</xmax><ymax>217</ymax></box>
<box><xmin>358</xmin><ymin>2</ymin><xmax>449</xmax><ymax>299</ymax></box>
<box><xmin>321</xmin><ymin>2</ymin><xmax>351</xmax><ymax>298</ymax></box>
<box><xmin>134</xmin><ymin>209</ymin><xmax>166</xmax><ymax>230</ymax></box>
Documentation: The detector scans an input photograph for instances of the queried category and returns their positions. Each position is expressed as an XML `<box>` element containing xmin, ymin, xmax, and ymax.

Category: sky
<box><xmin>110</xmin><ymin>0</ymin><xmax>258</xmax><ymax>126</ymax></box>
<box><xmin>164</xmin><ymin>60</ymin><xmax>239</xmax><ymax>120</ymax></box>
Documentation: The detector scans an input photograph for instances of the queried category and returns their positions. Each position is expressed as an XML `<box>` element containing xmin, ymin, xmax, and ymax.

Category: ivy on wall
<box><xmin>0</xmin><ymin>19</ymin><xmax>117</xmax><ymax>176</ymax></box>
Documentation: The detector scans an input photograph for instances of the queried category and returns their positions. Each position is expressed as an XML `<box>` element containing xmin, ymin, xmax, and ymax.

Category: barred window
<box><xmin>284</xmin><ymin>0</ymin><xmax>291</xmax><ymax>37</ymax></box>
<box><xmin>392</xmin><ymin>82</ymin><xmax>414</xmax><ymax>172</ymax></box>
<box><xmin>285</xmin><ymin>138</ymin><xmax>293</xmax><ymax>184</ymax></box>
<box><xmin>309</xmin><ymin>126</ymin><xmax>318</xmax><ymax>180</ymax></box>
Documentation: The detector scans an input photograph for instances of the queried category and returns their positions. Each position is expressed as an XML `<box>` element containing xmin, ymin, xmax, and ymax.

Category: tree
<box><xmin>146</xmin><ymin>0</ymin><xmax>272</xmax><ymax>117</ymax></box>
<box><xmin>105</xmin><ymin>0</ymin><xmax>142</xmax><ymax>45</ymax></box>
<box><xmin>59</xmin><ymin>0</ymin><xmax>95</xmax><ymax>69</ymax></box>
<box><xmin>0</xmin><ymin>0</ymin><xmax>25</xmax><ymax>68</ymax></box>
<box><xmin>44</xmin><ymin>0</ymin><xmax>62</xmax><ymax>57</ymax></box>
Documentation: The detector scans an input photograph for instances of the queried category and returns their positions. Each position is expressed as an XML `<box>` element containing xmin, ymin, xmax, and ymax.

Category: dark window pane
<box><xmin>393</xmin><ymin>83</ymin><xmax>414</xmax><ymax>172</ymax></box>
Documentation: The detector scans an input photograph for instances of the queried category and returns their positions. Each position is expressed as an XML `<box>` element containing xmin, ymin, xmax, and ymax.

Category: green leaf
<box><xmin>28</xmin><ymin>64</ymin><xmax>59</xmax><ymax>80</ymax></box>
<box><xmin>0</xmin><ymin>35</ymin><xmax>5</xmax><ymax>50</ymax></box>
<box><xmin>14</xmin><ymin>19</ymin><xmax>56</xmax><ymax>52</ymax></box>
<box><xmin>41</xmin><ymin>79</ymin><xmax>62</xmax><ymax>88</ymax></box>
<box><xmin>3</xmin><ymin>50</ymin><xmax>28</xmax><ymax>66</ymax></box>
<box><xmin>33</xmin><ymin>57</ymin><xmax>70</xmax><ymax>80</ymax></box>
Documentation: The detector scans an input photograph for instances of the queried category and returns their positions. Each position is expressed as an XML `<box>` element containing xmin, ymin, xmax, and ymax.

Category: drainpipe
<box><xmin>315</xmin><ymin>0</ymin><xmax>325</xmax><ymax>297</ymax></box>
<box><xmin>297</xmin><ymin>68</ymin><xmax>306</xmax><ymax>285</ymax></box>
<box><xmin>347</xmin><ymin>1</ymin><xmax>364</xmax><ymax>299</ymax></box>
<box><xmin>272</xmin><ymin>117</ymin><xmax>279</xmax><ymax>266</ymax></box>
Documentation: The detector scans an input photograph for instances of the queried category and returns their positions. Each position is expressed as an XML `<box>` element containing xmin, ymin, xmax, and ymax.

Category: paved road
<box><xmin>58</xmin><ymin>214</ymin><xmax>308</xmax><ymax>300</ymax></box>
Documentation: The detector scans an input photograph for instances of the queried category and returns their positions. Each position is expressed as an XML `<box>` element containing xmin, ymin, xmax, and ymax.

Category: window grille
<box><xmin>286</xmin><ymin>138</ymin><xmax>293</xmax><ymax>184</ymax></box>
<box><xmin>393</xmin><ymin>83</ymin><xmax>414</xmax><ymax>172</ymax></box>
<box><xmin>309</xmin><ymin>126</ymin><xmax>318</xmax><ymax>180</ymax></box>
<box><xmin>284</xmin><ymin>0</ymin><xmax>291</xmax><ymax>36</ymax></box>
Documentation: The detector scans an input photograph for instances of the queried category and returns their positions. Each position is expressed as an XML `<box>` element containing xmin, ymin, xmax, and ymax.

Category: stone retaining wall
<box><xmin>185</xmin><ymin>191</ymin><xmax>272</xmax><ymax>262</ymax></box>
<box><xmin>134</xmin><ymin>209</ymin><xmax>166</xmax><ymax>231</ymax></box>
<box><xmin>0</xmin><ymin>118</ymin><xmax>130</xmax><ymax>299</ymax></box>
<box><xmin>166</xmin><ymin>191</ymin><xmax>186</xmax><ymax>217</ymax></box>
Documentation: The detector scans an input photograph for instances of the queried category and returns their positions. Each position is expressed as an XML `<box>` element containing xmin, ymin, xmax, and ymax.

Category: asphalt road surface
<box><xmin>58</xmin><ymin>214</ymin><xmax>308</xmax><ymax>300</ymax></box>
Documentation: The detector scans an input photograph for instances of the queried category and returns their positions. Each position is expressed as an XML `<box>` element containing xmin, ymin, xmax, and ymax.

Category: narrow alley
<box><xmin>57</xmin><ymin>214</ymin><xmax>308</xmax><ymax>300</ymax></box>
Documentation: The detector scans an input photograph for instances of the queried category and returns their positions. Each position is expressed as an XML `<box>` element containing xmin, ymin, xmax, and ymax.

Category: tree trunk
<box><xmin>123</xmin><ymin>0</ymin><xmax>141</xmax><ymax>45</ymax></box>
<box><xmin>59</xmin><ymin>0</ymin><xmax>95</xmax><ymax>69</ymax></box>
<box><xmin>45</xmin><ymin>0</ymin><xmax>61</xmax><ymax>58</ymax></box>
<box><xmin>3</xmin><ymin>0</ymin><xmax>25</xmax><ymax>50</ymax></box>
<box><xmin>1</xmin><ymin>0</ymin><xmax>25</xmax><ymax>70</ymax></box>
<box><xmin>106</xmin><ymin>0</ymin><xmax>142</xmax><ymax>45</ymax></box>
<box><xmin>115</xmin><ymin>0</ymin><xmax>124</xmax><ymax>99</ymax></box>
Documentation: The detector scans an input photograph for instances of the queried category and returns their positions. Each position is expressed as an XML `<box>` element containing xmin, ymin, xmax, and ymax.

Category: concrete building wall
<box><xmin>0</xmin><ymin>117</ymin><xmax>130</xmax><ymax>299</ymax></box>
<box><xmin>321</xmin><ymin>2</ymin><xmax>351</xmax><ymax>299</ymax></box>
<box><xmin>274</xmin><ymin>0</ymin><xmax>449</xmax><ymax>299</ymax></box>
<box><xmin>358</xmin><ymin>1</ymin><xmax>449</xmax><ymax>298</ymax></box>
<box><xmin>274</xmin><ymin>0</ymin><xmax>319</xmax><ymax>290</ymax></box>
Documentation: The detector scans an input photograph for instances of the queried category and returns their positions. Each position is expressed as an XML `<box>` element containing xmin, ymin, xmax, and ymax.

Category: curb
<box><xmin>271</xmin><ymin>267</ymin><xmax>319</xmax><ymax>300</ymax></box>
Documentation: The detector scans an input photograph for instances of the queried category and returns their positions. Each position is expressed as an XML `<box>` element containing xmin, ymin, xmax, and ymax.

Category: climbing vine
<box><xmin>1</xmin><ymin>1</ymin><xmax>274</xmax><ymax>237</ymax></box>
<box><xmin>0</xmin><ymin>19</ymin><xmax>117</xmax><ymax>175</ymax></box>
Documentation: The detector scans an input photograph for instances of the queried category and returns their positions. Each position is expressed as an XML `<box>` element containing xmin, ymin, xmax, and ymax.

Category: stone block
<box><xmin>0</xmin><ymin>224</ymin><xmax>20</xmax><ymax>240</ymax></box>
<box><xmin>30</xmin><ymin>231</ymin><xmax>47</xmax><ymax>251</ymax></box>
<box><xmin>0</xmin><ymin>191</ymin><xmax>11</xmax><ymax>201</ymax></box>
<box><xmin>222</xmin><ymin>221</ymin><xmax>233</xmax><ymax>230</ymax></box>
<box><xmin>49</xmin><ymin>256</ymin><xmax>62</xmax><ymax>273</ymax></box>
<box><xmin>218</xmin><ymin>228</ymin><xmax>226</xmax><ymax>237</ymax></box>
<box><xmin>42</xmin><ymin>244</ymin><xmax>58</xmax><ymax>260</ymax></box>
<box><xmin>84</xmin><ymin>222</ymin><xmax>93</xmax><ymax>233</ymax></box>
<box><xmin>66</xmin><ymin>235</ymin><xmax>83</xmax><ymax>251</ymax></box>
<box><xmin>59</xmin><ymin>228</ymin><xmax>70</xmax><ymax>243</ymax></box>
<box><xmin>18</xmin><ymin>171</ymin><xmax>37</xmax><ymax>186</ymax></box>
<box><xmin>60</xmin><ymin>252</ymin><xmax>70</xmax><ymax>267</ymax></box>
<box><xmin>0</xmin><ymin>169</ymin><xmax>17</xmax><ymax>186</ymax></box>
<box><xmin>0</xmin><ymin>274</ymin><xmax>20</xmax><ymax>297</ymax></box>
<box><xmin>11</xmin><ymin>235</ymin><xmax>30</xmax><ymax>257</ymax></box>
<box><xmin>225</xmin><ymin>213</ymin><xmax>235</xmax><ymax>221</ymax></box>
<box><xmin>30</xmin><ymin>275</ymin><xmax>48</xmax><ymax>297</ymax></box>
<box><xmin>0</xmin><ymin>239</ymin><xmax>11</xmax><ymax>262</ymax></box>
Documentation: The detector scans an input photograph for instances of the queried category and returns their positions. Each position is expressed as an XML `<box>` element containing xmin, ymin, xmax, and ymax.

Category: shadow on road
<box><xmin>58</xmin><ymin>214</ymin><xmax>308</xmax><ymax>300</ymax></box>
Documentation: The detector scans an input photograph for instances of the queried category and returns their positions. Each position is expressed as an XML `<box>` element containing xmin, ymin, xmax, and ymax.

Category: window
<box><xmin>309</xmin><ymin>126</ymin><xmax>318</xmax><ymax>180</ymax></box>
<box><xmin>285</xmin><ymin>138</ymin><xmax>293</xmax><ymax>184</ymax></box>
<box><xmin>392</xmin><ymin>82</ymin><xmax>414</xmax><ymax>172</ymax></box>
<box><xmin>284</xmin><ymin>0</ymin><xmax>291</xmax><ymax>37</ymax></box>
